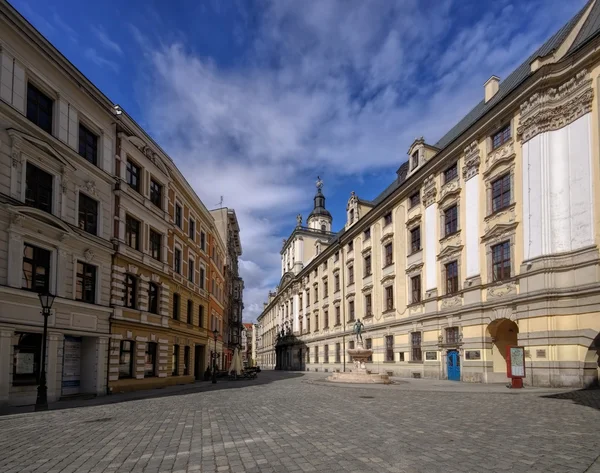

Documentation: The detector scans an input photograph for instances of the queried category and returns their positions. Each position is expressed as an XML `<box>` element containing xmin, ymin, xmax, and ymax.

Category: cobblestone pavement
<box><xmin>1</xmin><ymin>371</ymin><xmax>599</xmax><ymax>473</ymax></box>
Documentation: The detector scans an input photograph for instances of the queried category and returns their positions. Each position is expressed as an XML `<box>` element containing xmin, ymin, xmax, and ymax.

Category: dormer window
<box><xmin>411</xmin><ymin>151</ymin><xmax>419</xmax><ymax>170</ymax></box>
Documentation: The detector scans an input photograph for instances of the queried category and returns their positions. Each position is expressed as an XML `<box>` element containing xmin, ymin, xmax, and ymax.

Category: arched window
<box><xmin>148</xmin><ymin>282</ymin><xmax>158</xmax><ymax>314</ymax></box>
<box><xmin>321</xmin><ymin>224</ymin><xmax>326</xmax><ymax>232</ymax></box>
<box><xmin>125</xmin><ymin>274</ymin><xmax>137</xmax><ymax>309</ymax></box>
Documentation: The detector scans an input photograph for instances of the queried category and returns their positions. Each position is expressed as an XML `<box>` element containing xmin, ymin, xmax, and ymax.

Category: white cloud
<box><xmin>92</xmin><ymin>25</ymin><xmax>124</xmax><ymax>56</ymax></box>
<box><xmin>84</xmin><ymin>48</ymin><xmax>119</xmax><ymax>73</ymax></box>
<box><xmin>130</xmin><ymin>0</ymin><xmax>586</xmax><ymax>321</ymax></box>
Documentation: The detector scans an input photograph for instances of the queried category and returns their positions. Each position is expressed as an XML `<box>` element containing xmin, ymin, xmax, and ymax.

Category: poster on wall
<box><xmin>62</xmin><ymin>336</ymin><xmax>82</xmax><ymax>396</ymax></box>
<box><xmin>507</xmin><ymin>346</ymin><xmax>525</xmax><ymax>378</ymax></box>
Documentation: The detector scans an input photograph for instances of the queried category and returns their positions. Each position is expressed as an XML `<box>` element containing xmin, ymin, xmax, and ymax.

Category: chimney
<box><xmin>484</xmin><ymin>76</ymin><xmax>500</xmax><ymax>103</ymax></box>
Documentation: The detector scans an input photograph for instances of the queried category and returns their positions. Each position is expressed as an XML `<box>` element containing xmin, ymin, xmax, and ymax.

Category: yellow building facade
<box><xmin>257</xmin><ymin>1</ymin><xmax>600</xmax><ymax>388</ymax></box>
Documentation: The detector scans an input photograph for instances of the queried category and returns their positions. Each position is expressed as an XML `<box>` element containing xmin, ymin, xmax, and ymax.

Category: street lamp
<box><xmin>36</xmin><ymin>291</ymin><xmax>56</xmax><ymax>411</ymax></box>
<box><xmin>212</xmin><ymin>329</ymin><xmax>218</xmax><ymax>384</ymax></box>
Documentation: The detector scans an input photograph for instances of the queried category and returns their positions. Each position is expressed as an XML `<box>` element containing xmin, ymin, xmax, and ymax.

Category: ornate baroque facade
<box><xmin>257</xmin><ymin>1</ymin><xmax>600</xmax><ymax>388</ymax></box>
<box><xmin>0</xmin><ymin>1</ymin><xmax>243</xmax><ymax>405</ymax></box>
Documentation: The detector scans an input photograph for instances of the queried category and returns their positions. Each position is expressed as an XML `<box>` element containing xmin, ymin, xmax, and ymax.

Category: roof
<box><xmin>242</xmin><ymin>323</ymin><xmax>253</xmax><ymax>330</ymax></box>
<box><xmin>365</xmin><ymin>0</ymin><xmax>599</xmax><ymax>208</ymax></box>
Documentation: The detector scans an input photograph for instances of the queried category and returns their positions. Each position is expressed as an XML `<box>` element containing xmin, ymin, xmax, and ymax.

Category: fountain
<box><xmin>328</xmin><ymin>319</ymin><xmax>391</xmax><ymax>384</ymax></box>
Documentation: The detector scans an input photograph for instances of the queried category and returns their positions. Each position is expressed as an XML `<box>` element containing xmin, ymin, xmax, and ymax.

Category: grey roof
<box><xmin>362</xmin><ymin>0</ymin><xmax>598</xmax><ymax>211</ymax></box>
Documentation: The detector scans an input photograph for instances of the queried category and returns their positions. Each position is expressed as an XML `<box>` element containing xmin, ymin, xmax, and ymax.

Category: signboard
<box><xmin>15</xmin><ymin>352</ymin><xmax>35</xmax><ymax>375</ymax></box>
<box><xmin>425</xmin><ymin>351</ymin><xmax>437</xmax><ymax>360</ymax></box>
<box><xmin>506</xmin><ymin>346</ymin><xmax>525</xmax><ymax>378</ymax></box>
<box><xmin>465</xmin><ymin>350</ymin><xmax>481</xmax><ymax>360</ymax></box>
<box><xmin>62</xmin><ymin>336</ymin><xmax>82</xmax><ymax>396</ymax></box>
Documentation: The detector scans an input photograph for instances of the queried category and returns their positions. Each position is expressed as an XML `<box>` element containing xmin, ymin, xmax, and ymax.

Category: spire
<box><xmin>308</xmin><ymin>176</ymin><xmax>332</xmax><ymax>223</ymax></box>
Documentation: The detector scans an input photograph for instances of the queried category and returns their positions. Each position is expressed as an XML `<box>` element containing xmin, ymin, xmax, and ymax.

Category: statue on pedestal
<box><xmin>353</xmin><ymin>319</ymin><xmax>364</xmax><ymax>344</ymax></box>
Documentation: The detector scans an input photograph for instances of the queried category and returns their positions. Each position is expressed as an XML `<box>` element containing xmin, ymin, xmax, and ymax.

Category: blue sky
<box><xmin>11</xmin><ymin>0</ymin><xmax>586</xmax><ymax>320</ymax></box>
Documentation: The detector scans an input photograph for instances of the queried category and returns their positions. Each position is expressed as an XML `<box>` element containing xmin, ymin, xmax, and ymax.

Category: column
<box><xmin>293</xmin><ymin>294</ymin><xmax>299</xmax><ymax>333</ymax></box>
<box><xmin>96</xmin><ymin>337</ymin><xmax>109</xmax><ymax>396</ymax></box>
<box><xmin>0</xmin><ymin>330</ymin><xmax>14</xmax><ymax>404</ymax></box>
<box><xmin>464</xmin><ymin>144</ymin><xmax>481</xmax><ymax>278</ymax></box>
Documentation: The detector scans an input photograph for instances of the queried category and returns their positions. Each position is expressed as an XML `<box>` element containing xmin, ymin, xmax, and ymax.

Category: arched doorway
<box><xmin>583</xmin><ymin>333</ymin><xmax>600</xmax><ymax>387</ymax></box>
<box><xmin>487</xmin><ymin>318</ymin><xmax>518</xmax><ymax>380</ymax></box>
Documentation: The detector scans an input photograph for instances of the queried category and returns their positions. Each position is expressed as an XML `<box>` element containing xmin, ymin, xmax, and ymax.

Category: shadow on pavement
<box><xmin>0</xmin><ymin>370</ymin><xmax>304</xmax><ymax>417</ymax></box>
<box><xmin>540</xmin><ymin>386</ymin><xmax>600</xmax><ymax>410</ymax></box>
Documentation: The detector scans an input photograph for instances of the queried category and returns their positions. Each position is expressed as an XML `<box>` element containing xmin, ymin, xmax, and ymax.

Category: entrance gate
<box><xmin>447</xmin><ymin>350</ymin><xmax>460</xmax><ymax>381</ymax></box>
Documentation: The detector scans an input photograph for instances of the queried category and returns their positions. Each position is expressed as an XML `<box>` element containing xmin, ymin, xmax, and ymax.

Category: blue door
<box><xmin>447</xmin><ymin>350</ymin><xmax>460</xmax><ymax>381</ymax></box>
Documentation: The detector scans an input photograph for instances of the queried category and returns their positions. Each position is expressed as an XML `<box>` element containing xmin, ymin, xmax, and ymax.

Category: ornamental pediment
<box><xmin>438</xmin><ymin>180</ymin><xmax>461</xmax><ymax>207</ymax></box>
<box><xmin>437</xmin><ymin>244</ymin><xmax>463</xmax><ymax>261</ymax></box>
<box><xmin>405</xmin><ymin>261</ymin><xmax>424</xmax><ymax>275</ymax></box>
<box><xmin>405</xmin><ymin>213</ymin><xmax>422</xmax><ymax>229</ymax></box>
<box><xmin>481</xmin><ymin>222</ymin><xmax>518</xmax><ymax>243</ymax></box>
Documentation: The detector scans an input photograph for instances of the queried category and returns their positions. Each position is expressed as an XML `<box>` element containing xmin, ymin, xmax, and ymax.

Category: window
<box><xmin>126</xmin><ymin>159</ymin><xmax>141</xmax><ymax>192</ymax></box>
<box><xmin>200</xmin><ymin>231</ymin><xmax>206</xmax><ymax>251</ymax></box>
<box><xmin>335</xmin><ymin>306</ymin><xmax>341</xmax><ymax>326</ymax></box>
<box><xmin>118</xmin><ymin>340</ymin><xmax>134</xmax><ymax>379</ymax></box>
<box><xmin>307</xmin><ymin>316</ymin><xmax>310</xmax><ymax>333</ymax></box>
<box><xmin>150</xmin><ymin>230</ymin><xmax>162</xmax><ymax>261</ymax></box>
<box><xmin>491</xmin><ymin>173</ymin><xmax>511</xmax><ymax>213</ymax></box>
<box><xmin>76</xmin><ymin>262</ymin><xmax>96</xmax><ymax>304</ymax></box>
<box><xmin>409</xmin><ymin>192</ymin><xmax>420</xmax><ymax>208</ymax></box>
<box><xmin>148</xmin><ymin>282</ymin><xmax>159</xmax><ymax>314</ymax></box>
<box><xmin>411</xmin><ymin>332</ymin><xmax>422</xmax><ymax>361</ymax></box>
<box><xmin>199</xmin><ymin>267</ymin><xmax>205</xmax><ymax>289</ymax></box>
<box><xmin>314</xmin><ymin>286</ymin><xmax>318</xmax><ymax>302</ymax></box>
<box><xmin>172</xmin><ymin>345</ymin><xmax>180</xmax><ymax>376</ymax></box>
<box><xmin>444</xmin><ymin>205</ymin><xmax>458</xmax><ymax>236</ymax></box>
<box><xmin>321</xmin><ymin>224</ymin><xmax>326</xmax><ymax>233</ymax></box>
<box><xmin>492</xmin><ymin>123</ymin><xmax>511</xmax><ymax>150</ymax></box>
<box><xmin>492</xmin><ymin>241</ymin><xmax>511</xmax><ymax>282</ymax></box>
<box><xmin>348</xmin><ymin>301</ymin><xmax>355</xmax><ymax>321</ymax></box>
<box><xmin>411</xmin><ymin>151</ymin><xmax>419</xmax><ymax>169</ymax></box>
<box><xmin>384</xmin><ymin>243</ymin><xmax>393</xmax><ymax>266</ymax></box>
<box><xmin>144</xmin><ymin>342</ymin><xmax>157</xmax><ymax>377</ymax></box>
<box><xmin>188</xmin><ymin>299</ymin><xmax>194</xmax><ymax>325</ymax></box>
<box><xmin>364</xmin><ymin>228</ymin><xmax>371</xmax><ymax>240</ymax></box>
<box><xmin>124</xmin><ymin>274</ymin><xmax>137</xmax><ymax>309</ymax></box>
<box><xmin>27</xmin><ymin>83</ymin><xmax>53</xmax><ymax>133</ymax></box>
<box><xmin>78</xmin><ymin>193</ymin><xmax>98</xmax><ymax>235</ymax></box>
<box><xmin>364</xmin><ymin>254</ymin><xmax>372</xmax><ymax>277</ymax></box>
<box><xmin>366</xmin><ymin>338</ymin><xmax>372</xmax><ymax>362</ymax></box>
<box><xmin>365</xmin><ymin>294</ymin><xmax>372</xmax><ymax>317</ymax></box>
<box><xmin>306</xmin><ymin>348</ymin><xmax>310</xmax><ymax>364</ymax></box>
<box><xmin>22</xmin><ymin>243</ymin><xmax>51</xmax><ymax>293</ymax></box>
<box><xmin>12</xmin><ymin>333</ymin><xmax>42</xmax><ymax>386</ymax></box>
<box><xmin>25</xmin><ymin>163</ymin><xmax>53</xmax><ymax>213</ymax></box>
<box><xmin>334</xmin><ymin>252</ymin><xmax>339</xmax><ymax>262</ymax></box>
<box><xmin>198</xmin><ymin>305</ymin><xmax>204</xmax><ymax>327</ymax></box>
<box><xmin>334</xmin><ymin>274</ymin><xmax>340</xmax><ymax>292</ymax></box>
<box><xmin>411</xmin><ymin>275</ymin><xmax>421</xmax><ymax>303</ymax></box>
<box><xmin>445</xmin><ymin>261</ymin><xmax>459</xmax><ymax>294</ymax></box>
<box><xmin>150</xmin><ymin>179</ymin><xmax>162</xmax><ymax>208</ymax></box>
<box><xmin>335</xmin><ymin>343</ymin><xmax>341</xmax><ymax>363</ymax></box>
<box><xmin>346</xmin><ymin>265</ymin><xmax>353</xmax><ymax>285</ymax></box>
<box><xmin>323</xmin><ymin>279</ymin><xmax>328</xmax><ymax>297</ymax></box>
<box><xmin>348</xmin><ymin>241</ymin><xmax>353</xmax><ymax>252</ymax></box>
<box><xmin>385</xmin><ymin>286</ymin><xmax>394</xmax><ymax>311</ymax></box>
<box><xmin>315</xmin><ymin>313</ymin><xmax>319</xmax><ymax>331</ymax></box>
<box><xmin>444</xmin><ymin>163</ymin><xmax>458</xmax><ymax>183</ymax></box>
<box><xmin>125</xmin><ymin>216</ymin><xmax>140</xmax><ymax>251</ymax></box>
<box><xmin>173</xmin><ymin>293</ymin><xmax>180</xmax><ymax>320</ymax></box>
<box><xmin>324</xmin><ymin>310</ymin><xmax>329</xmax><ymax>328</ymax></box>
<box><xmin>446</xmin><ymin>327</ymin><xmax>460</xmax><ymax>345</ymax></box>
<box><xmin>77</xmin><ymin>123</ymin><xmax>98</xmax><ymax>165</ymax></box>
<box><xmin>323</xmin><ymin>261</ymin><xmax>327</xmax><ymax>270</ymax></box>
<box><xmin>184</xmin><ymin>346</ymin><xmax>190</xmax><ymax>375</ymax></box>
<box><xmin>385</xmin><ymin>335</ymin><xmax>394</xmax><ymax>362</ymax></box>
<box><xmin>174</xmin><ymin>248</ymin><xmax>181</xmax><ymax>274</ymax></box>
<box><xmin>324</xmin><ymin>345</ymin><xmax>329</xmax><ymax>363</ymax></box>
<box><xmin>349</xmin><ymin>209</ymin><xmax>354</xmax><ymax>223</ymax></box>
<box><xmin>189</xmin><ymin>219</ymin><xmax>195</xmax><ymax>240</ymax></box>
<box><xmin>314</xmin><ymin>344</ymin><xmax>318</xmax><ymax>363</ymax></box>
<box><xmin>188</xmin><ymin>259</ymin><xmax>194</xmax><ymax>282</ymax></box>
<box><xmin>410</xmin><ymin>227</ymin><xmax>421</xmax><ymax>253</ymax></box>
<box><xmin>384</xmin><ymin>212</ymin><xmax>392</xmax><ymax>226</ymax></box>
<box><xmin>175</xmin><ymin>203</ymin><xmax>182</xmax><ymax>228</ymax></box>
<box><xmin>306</xmin><ymin>292</ymin><xmax>310</xmax><ymax>306</ymax></box>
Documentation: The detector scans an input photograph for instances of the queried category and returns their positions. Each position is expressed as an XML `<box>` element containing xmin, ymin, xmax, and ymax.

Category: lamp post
<box><xmin>212</xmin><ymin>329</ymin><xmax>218</xmax><ymax>384</ymax></box>
<box><xmin>36</xmin><ymin>292</ymin><xmax>56</xmax><ymax>412</ymax></box>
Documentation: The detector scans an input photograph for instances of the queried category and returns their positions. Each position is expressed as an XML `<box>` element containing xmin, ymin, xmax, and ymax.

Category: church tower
<box><xmin>306</xmin><ymin>177</ymin><xmax>332</xmax><ymax>233</ymax></box>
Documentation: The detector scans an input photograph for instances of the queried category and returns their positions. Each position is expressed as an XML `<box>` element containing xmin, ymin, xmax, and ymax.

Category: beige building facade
<box><xmin>257</xmin><ymin>1</ymin><xmax>600</xmax><ymax>388</ymax></box>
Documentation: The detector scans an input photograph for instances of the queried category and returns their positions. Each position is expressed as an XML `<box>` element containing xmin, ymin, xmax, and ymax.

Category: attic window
<box><xmin>411</xmin><ymin>151</ymin><xmax>419</xmax><ymax>170</ymax></box>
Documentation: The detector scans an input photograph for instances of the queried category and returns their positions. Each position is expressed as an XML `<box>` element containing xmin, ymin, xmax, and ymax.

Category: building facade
<box><xmin>0</xmin><ymin>1</ymin><xmax>242</xmax><ymax>405</ymax></box>
<box><xmin>258</xmin><ymin>1</ymin><xmax>600</xmax><ymax>388</ymax></box>
<box><xmin>0</xmin><ymin>3</ymin><xmax>116</xmax><ymax>404</ymax></box>
<box><xmin>241</xmin><ymin>322</ymin><xmax>252</xmax><ymax>366</ymax></box>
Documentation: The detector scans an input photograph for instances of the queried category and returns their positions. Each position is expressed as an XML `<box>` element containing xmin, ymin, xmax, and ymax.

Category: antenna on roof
<box><xmin>216</xmin><ymin>196</ymin><xmax>223</xmax><ymax>207</ymax></box>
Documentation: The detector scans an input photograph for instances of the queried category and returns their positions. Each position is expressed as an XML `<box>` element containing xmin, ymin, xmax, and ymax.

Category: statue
<box><xmin>353</xmin><ymin>319</ymin><xmax>364</xmax><ymax>343</ymax></box>
<box><xmin>316</xmin><ymin>176</ymin><xmax>323</xmax><ymax>190</ymax></box>
<box><xmin>296</xmin><ymin>214</ymin><xmax>302</xmax><ymax>227</ymax></box>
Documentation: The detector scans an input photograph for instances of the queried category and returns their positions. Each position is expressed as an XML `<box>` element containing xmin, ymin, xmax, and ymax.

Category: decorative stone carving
<box><xmin>487</xmin><ymin>282</ymin><xmax>517</xmax><ymax>299</ymax></box>
<box><xmin>485</xmin><ymin>141</ymin><xmax>515</xmax><ymax>174</ymax></box>
<box><xmin>483</xmin><ymin>205</ymin><xmax>516</xmax><ymax>234</ymax></box>
<box><xmin>128</xmin><ymin>264</ymin><xmax>139</xmax><ymax>274</ymax></box>
<box><xmin>422</xmin><ymin>174</ymin><xmax>437</xmax><ymax>207</ymax></box>
<box><xmin>440</xmin><ymin>233</ymin><xmax>462</xmax><ymax>254</ymax></box>
<box><xmin>463</xmin><ymin>140</ymin><xmax>480</xmax><ymax>180</ymax></box>
<box><xmin>481</xmin><ymin>222</ymin><xmax>518</xmax><ymax>245</ymax></box>
<box><xmin>61</xmin><ymin>175</ymin><xmax>69</xmax><ymax>194</ymax></box>
<box><xmin>83</xmin><ymin>180</ymin><xmax>97</xmax><ymax>195</ymax></box>
<box><xmin>84</xmin><ymin>249</ymin><xmax>95</xmax><ymax>262</ymax></box>
<box><xmin>9</xmin><ymin>132</ymin><xmax>23</xmax><ymax>168</ymax></box>
<box><xmin>518</xmin><ymin>69</ymin><xmax>593</xmax><ymax>143</ymax></box>
<box><xmin>11</xmin><ymin>213</ymin><xmax>24</xmax><ymax>226</ymax></box>
<box><xmin>441</xmin><ymin>295</ymin><xmax>462</xmax><ymax>309</ymax></box>
<box><xmin>440</xmin><ymin>179</ymin><xmax>460</xmax><ymax>202</ymax></box>
<box><xmin>296</xmin><ymin>214</ymin><xmax>302</xmax><ymax>227</ymax></box>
